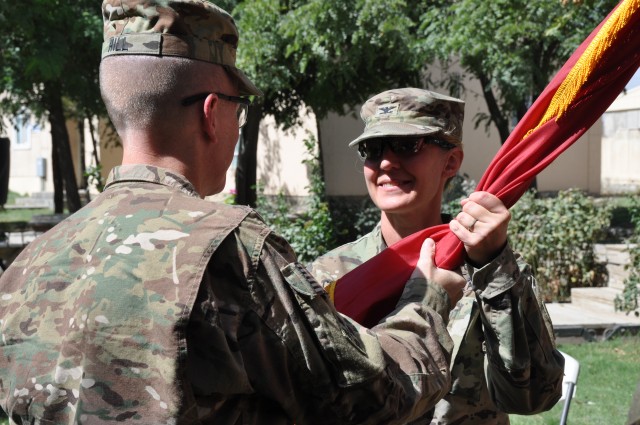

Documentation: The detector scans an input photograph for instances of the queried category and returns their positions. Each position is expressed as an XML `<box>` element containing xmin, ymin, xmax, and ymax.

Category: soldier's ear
<box><xmin>202</xmin><ymin>94</ymin><xmax>219</xmax><ymax>144</ymax></box>
<box><xmin>443</xmin><ymin>148</ymin><xmax>463</xmax><ymax>178</ymax></box>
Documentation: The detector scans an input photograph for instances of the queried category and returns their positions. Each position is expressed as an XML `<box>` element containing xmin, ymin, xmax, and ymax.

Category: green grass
<box><xmin>0</xmin><ymin>337</ymin><xmax>637</xmax><ymax>424</ymax></box>
<box><xmin>511</xmin><ymin>336</ymin><xmax>640</xmax><ymax>425</ymax></box>
<box><xmin>0</xmin><ymin>207</ymin><xmax>51</xmax><ymax>224</ymax></box>
<box><xmin>0</xmin><ymin>191</ymin><xmax>52</xmax><ymax>224</ymax></box>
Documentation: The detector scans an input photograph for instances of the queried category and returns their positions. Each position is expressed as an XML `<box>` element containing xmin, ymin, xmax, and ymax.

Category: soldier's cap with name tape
<box><xmin>101</xmin><ymin>0</ymin><xmax>262</xmax><ymax>97</ymax></box>
<box><xmin>349</xmin><ymin>88</ymin><xmax>465</xmax><ymax>147</ymax></box>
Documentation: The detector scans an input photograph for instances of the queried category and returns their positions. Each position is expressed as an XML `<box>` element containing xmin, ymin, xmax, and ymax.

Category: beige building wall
<box><xmin>318</xmin><ymin>112</ymin><xmax>368</xmax><ymax>196</ymax></box>
<box><xmin>538</xmin><ymin>123</ymin><xmax>602</xmax><ymax>194</ymax></box>
<box><xmin>4</xmin><ymin>74</ymin><xmax>623</xmax><ymax>204</ymax></box>
<box><xmin>318</xmin><ymin>65</ymin><xmax>603</xmax><ymax>197</ymax></box>
<box><xmin>3</xmin><ymin>118</ymin><xmax>53</xmax><ymax>195</ymax></box>
<box><xmin>255</xmin><ymin>112</ymin><xmax>318</xmax><ymax>197</ymax></box>
<box><xmin>3</xmin><ymin>116</ymin><xmax>101</xmax><ymax>197</ymax></box>
<box><xmin>600</xmin><ymin>86</ymin><xmax>640</xmax><ymax>194</ymax></box>
<box><xmin>97</xmin><ymin>122</ymin><xmax>123</xmax><ymax>184</ymax></box>
<box><xmin>100</xmin><ymin>112</ymin><xmax>320</xmax><ymax>200</ymax></box>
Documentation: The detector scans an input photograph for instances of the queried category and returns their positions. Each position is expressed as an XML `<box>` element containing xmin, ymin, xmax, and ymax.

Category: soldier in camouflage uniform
<box><xmin>0</xmin><ymin>2</ymin><xmax>461</xmax><ymax>424</ymax></box>
<box><xmin>309</xmin><ymin>88</ymin><xmax>565</xmax><ymax>424</ymax></box>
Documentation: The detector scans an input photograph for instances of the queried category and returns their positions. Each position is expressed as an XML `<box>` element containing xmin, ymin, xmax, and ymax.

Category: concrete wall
<box><xmin>99</xmin><ymin>110</ymin><xmax>320</xmax><ymax>199</ymax></box>
<box><xmin>97</xmin><ymin>123</ymin><xmax>123</xmax><ymax>186</ymax></box>
<box><xmin>601</xmin><ymin>110</ymin><xmax>640</xmax><ymax>194</ymax></box>
<box><xmin>256</xmin><ymin>112</ymin><xmax>317</xmax><ymax>197</ymax></box>
<box><xmin>3</xmin><ymin>73</ymin><xmax>624</xmax><ymax>203</ymax></box>
<box><xmin>2</xmin><ymin>116</ymin><xmax>100</xmax><ymax>197</ymax></box>
<box><xmin>318</xmin><ymin>111</ymin><xmax>368</xmax><ymax>196</ymax></box>
<box><xmin>539</xmin><ymin>122</ymin><xmax>602</xmax><ymax>194</ymax></box>
<box><xmin>4</xmin><ymin>118</ymin><xmax>53</xmax><ymax>194</ymax></box>
<box><xmin>318</xmin><ymin>74</ymin><xmax>601</xmax><ymax>197</ymax></box>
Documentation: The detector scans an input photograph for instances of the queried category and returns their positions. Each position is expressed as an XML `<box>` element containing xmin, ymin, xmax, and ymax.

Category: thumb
<box><xmin>412</xmin><ymin>238</ymin><xmax>435</xmax><ymax>279</ymax></box>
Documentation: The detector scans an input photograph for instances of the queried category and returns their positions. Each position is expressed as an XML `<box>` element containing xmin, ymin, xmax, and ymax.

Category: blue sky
<box><xmin>627</xmin><ymin>69</ymin><xmax>640</xmax><ymax>89</ymax></box>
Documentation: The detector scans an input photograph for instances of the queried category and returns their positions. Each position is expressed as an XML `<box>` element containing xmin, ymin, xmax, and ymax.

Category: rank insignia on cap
<box><xmin>375</xmin><ymin>104</ymin><xmax>399</xmax><ymax>117</ymax></box>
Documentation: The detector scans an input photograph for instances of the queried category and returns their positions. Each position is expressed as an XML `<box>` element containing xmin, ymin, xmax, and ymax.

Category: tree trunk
<box><xmin>87</xmin><ymin>115</ymin><xmax>101</xmax><ymax>167</ymax></box>
<box><xmin>477</xmin><ymin>71</ymin><xmax>510</xmax><ymax>144</ymax></box>
<box><xmin>51</xmin><ymin>142</ymin><xmax>64</xmax><ymax>213</ymax></box>
<box><xmin>315</xmin><ymin>116</ymin><xmax>326</xmax><ymax>185</ymax></box>
<box><xmin>78</xmin><ymin>120</ymin><xmax>88</xmax><ymax>190</ymax></box>
<box><xmin>0</xmin><ymin>137</ymin><xmax>10</xmax><ymax>207</ymax></box>
<box><xmin>234</xmin><ymin>102</ymin><xmax>263</xmax><ymax>207</ymax></box>
<box><xmin>44</xmin><ymin>82</ymin><xmax>82</xmax><ymax>213</ymax></box>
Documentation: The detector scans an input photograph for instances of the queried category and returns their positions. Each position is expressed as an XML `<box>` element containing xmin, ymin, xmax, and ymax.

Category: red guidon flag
<box><xmin>328</xmin><ymin>0</ymin><xmax>640</xmax><ymax>327</ymax></box>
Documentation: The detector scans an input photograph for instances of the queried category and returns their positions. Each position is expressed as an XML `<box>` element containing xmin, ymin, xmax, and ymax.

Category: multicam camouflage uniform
<box><xmin>309</xmin><ymin>223</ymin><xmax>565</xmax><ymax>424</ymax></box>
<box><xmin>0</xmin><ymin>165</ymin><xmax>455</xmax><ymax>424</ymax></box>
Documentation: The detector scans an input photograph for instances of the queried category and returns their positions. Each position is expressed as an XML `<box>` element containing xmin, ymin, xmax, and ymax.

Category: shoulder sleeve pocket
<box><xmin>280</xmin><ymin>262</ymin><xmax>386</xmax><ymax>387</ymax></box>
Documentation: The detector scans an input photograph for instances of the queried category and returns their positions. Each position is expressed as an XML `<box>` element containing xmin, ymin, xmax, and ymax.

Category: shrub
<box><xmin>509</xmin><ymin>189</ymin><xmax>611</xmax><ymax>302</ymax></box>
<box><xmin>255</xmin><ymin>133</ymin><xmax>337</xmax><ymax>264</ymax></box>
<box><xmin>614</xmin><ymin>196</ymin><xmax>640</xmax><ymax>316</ymax></box>
<box><xmin>328</xmin><ymin>196</ymin><xmax>379</xmax><ymax>246</ymax></box>
<box><xmin>84</xmin><ymin>164</ymin><xmax>104</xmax><ymax>193</ymax></box>
<box><xmin>442</xmin><ymin>172</ymin><xmax>477</xmax><ymax>216</ymax></box>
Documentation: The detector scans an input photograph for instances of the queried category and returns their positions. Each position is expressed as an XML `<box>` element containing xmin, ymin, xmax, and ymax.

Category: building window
<box><xmin>13</xmin><ymin>115</ymin><xmax>32</xmax><ymax>150</ymax></box>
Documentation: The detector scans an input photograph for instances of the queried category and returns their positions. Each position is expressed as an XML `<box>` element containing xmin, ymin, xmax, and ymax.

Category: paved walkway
<box><xmin>547</xmin><ymin>297</ymin><xmax>640</xmax><ymax>343</ymax></box>
<box><xmin>547</xmin><ymin>301</ymin><xmax>640</xmax><ymax>327</ymax></box>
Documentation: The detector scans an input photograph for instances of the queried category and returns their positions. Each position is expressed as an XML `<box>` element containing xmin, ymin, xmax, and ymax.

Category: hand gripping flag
<box><xmin>328</xmin><ymin>0</ymin><xmax>640</xmax><ymax>328</ymax></box>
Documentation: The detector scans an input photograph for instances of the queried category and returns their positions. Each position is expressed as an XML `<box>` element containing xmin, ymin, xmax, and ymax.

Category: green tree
<box><xmin>0</xmin><ymin>0</ymin><xmax>104</xmax><ymax>213</ymax></box>
<box><xmin>233</xmin><ymin>0</ymin><xmax>427</xmax><ymax>206</ymax></box>
<box><xmin>233</xmin><ymin>0</ymin><xmax>619</xmax><ymax>205</ymax></box>
<box><xmin>417</xmin><ymin>0</ymin><xmax>619</xmax><ymax>143</ymax></box>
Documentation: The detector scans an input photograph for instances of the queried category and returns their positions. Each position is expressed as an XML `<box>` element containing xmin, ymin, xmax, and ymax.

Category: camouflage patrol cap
<box><xmin>349</xmin><ymin>88</ymin><xmax>465</xmax><ymax>147</ymax></box>
<box><xmin>101</xmin><ymin>0</ymin><xmax>262</xmax><ymax>96</ymax></box>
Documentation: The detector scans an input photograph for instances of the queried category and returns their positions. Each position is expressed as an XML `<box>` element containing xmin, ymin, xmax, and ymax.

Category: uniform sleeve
<box><xmin>231</xmin><ymin>223</ymin><xmax>453</xmax><ymax>424</ymax></box>
<box><xmin>465</xmin><ymin>244</ymin><xmax>565</xmax><ymax>414</ymax></box>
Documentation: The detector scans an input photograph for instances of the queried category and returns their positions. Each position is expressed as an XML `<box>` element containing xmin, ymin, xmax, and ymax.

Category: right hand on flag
<box><xmin>450</xmin><ymin>191</ymin><xmax>510</xmax><ymax>267</ymax></box>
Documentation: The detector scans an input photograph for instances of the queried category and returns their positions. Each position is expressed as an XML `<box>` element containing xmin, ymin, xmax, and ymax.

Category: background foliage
<box><xmin>615</xmin><ymin>197</ymin><xmax>640</xmax><ymax>316</ymax></box>
<box><xmin>418</xmin><ymin>0</ymin><xmax>619</xmax><ymax>142</ymax></box>
<box><xmin>256</xmin><ymin>170</ymin><xmax>621</xmax><ymax>305</ymax></box>
<box><xmin>0</xmin><ymin>0</ymin><xmax>105</xmax><ymax>213</ymax></box>
<box><xmin>255</xmin><ymin>134</ymin><xmax>337</xmax><ymax>264</ymax></box>
<box><xmin>509</xmin><ymin>189</ymin><xmax>611</xmax><ymax>302</ymax></box>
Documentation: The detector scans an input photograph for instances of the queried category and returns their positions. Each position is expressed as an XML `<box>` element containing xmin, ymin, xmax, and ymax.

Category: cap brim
<box><xmin>226</xmin><ymin>66</ymin><xmax>263</xmax><ymax>97</ymax></box>
<box><xmin>348</xmin><ymin>122</ymin><xmax>441</xmax><ymax>147</ymax></box>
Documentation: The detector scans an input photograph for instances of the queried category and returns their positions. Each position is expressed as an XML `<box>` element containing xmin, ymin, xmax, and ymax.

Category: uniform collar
<box><xmin>104</xmin><ymin>164</ymin><xmax>201</xmax><ymax>198</ymax></box>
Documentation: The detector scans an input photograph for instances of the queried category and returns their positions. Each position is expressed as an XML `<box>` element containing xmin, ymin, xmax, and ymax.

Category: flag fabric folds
<box><xmin>330</xmin><ymin>0</ymin><xmax>640</xmax><ymax>327</ymax></box>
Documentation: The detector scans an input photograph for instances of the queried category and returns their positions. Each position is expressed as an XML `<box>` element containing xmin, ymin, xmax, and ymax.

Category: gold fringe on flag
<box><xmin>326</xmin><ymin>280</ymin><xmax>337</xmax><ymax>302</ymax></box>
<box><xmin>536</xmin><ymin>0</ymin><xmax>639</xmax><ymax>130</ymax></box>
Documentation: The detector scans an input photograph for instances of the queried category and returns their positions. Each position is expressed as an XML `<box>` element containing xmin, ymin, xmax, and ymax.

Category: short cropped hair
<box><xmin>100</xmin><ymin>56</ymin><xmax>223</xmax><ymax>133</ymax></box>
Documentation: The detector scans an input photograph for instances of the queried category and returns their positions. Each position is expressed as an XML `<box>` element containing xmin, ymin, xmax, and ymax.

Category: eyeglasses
<box><xmin>357</xmin><ymin>137</ymin><xmax>456</xmax><ymax>161</ymax></box>
<box><xmin>181</xmin><ymin>92</ymin><xmax>251</xmax><ymax>128</ymax></box>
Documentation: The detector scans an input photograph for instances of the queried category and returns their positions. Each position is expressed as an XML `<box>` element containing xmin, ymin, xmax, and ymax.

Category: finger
<box><xmin>461</xmin><ymin>201</ymin><xmax>489</xmax><ymax>221</ymax></box>
<box><xmin>449</xmin><ymin>219</ymin><xmax>465</xmax><ymax>237</ymax></box>
<box><xmin>418</xmin><ymin>237</ymin><xmax>435</xmax><ymax>267</ymax></box>
<box><xmin>412</xmin><ymin>238</ymin><xmax>435</xmax><ymax>279</ymax></box>
<box><xmin>465</xmin><ymin>191</ymin><xmax>507</xmax><ymax>212</ymax></box>
<box><xmin>455</xmin><ymin>211</ymin><xmax>479</xmax><ymax>232</ymax></box>
<box><xmin>467</xmin><ymin>217</ymin><xmax>478</xmax><ymax>232</ymax></box>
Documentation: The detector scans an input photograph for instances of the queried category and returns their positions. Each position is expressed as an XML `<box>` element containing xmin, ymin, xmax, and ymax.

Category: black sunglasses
<box><xmin>357</xmin><ymin>137</ymin><xmax>456</xmax><ymax>161</ymax></box>
<box><xmin>181</xmin><ymin>92</ymin><xmax>251</xmax><ymax>128</ymax></box>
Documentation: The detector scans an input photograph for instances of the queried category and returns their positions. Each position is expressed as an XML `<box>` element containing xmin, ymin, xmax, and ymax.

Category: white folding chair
<box><xmin>559</xmin><ymin>350</ymin><xmax>580</xmax><ymax>425</ymax></box>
